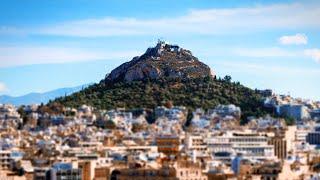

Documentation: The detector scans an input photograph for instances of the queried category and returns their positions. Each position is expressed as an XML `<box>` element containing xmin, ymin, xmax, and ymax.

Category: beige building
<box><xmin>268</xmin><ymin>135</ymin><xmax>287</xmax><ymax>160</ymax></box>
<box><xmin>94</xmin><ymin>166</ymin><xmax>111</xmax><ymax>180</ymax></box>
<box><xmin>156</xmin><ymin>135</ymin><xmax>181</xmax><ymax>156</ymax></box>
<box><xmin>174</xmin><ymin>159</ymin><xmax>207</xmax><ymax>180</ymax></box>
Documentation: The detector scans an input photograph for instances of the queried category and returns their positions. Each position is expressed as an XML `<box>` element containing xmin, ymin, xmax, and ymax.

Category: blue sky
<box><xmin>0</xmin><ymin>0</ymin><xmax>320</xmax><ymax>100</ymax></box>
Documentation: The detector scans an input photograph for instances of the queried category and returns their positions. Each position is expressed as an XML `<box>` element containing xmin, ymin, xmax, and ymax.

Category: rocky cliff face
<box><xmin>104</xmin><ymin>41</ymin><xmax>214</xmax><ymax>83</ymax></box>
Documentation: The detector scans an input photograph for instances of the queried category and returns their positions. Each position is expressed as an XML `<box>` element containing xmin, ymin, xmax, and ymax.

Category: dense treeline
<box><xmin>51</xmin><ymin>76</ymin><xmax>272</xmax><ymax>124</ymax></box>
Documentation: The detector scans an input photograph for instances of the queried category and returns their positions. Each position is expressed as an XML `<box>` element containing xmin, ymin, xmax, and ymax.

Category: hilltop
<box><xmin>52</xmin><ymin>42</ymin><xmax>271</xmax><ymax>124</ymax></box>
<box><xmin>104</xmin><ymin>41</ymin><xmax>213</xmax><ymax>83</ymax></box>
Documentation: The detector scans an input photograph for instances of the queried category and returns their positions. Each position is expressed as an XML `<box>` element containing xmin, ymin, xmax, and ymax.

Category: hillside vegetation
<box><xmin>51</xmin><ymin>42</ymin><xmax>273</xmax><ymax>124</ymax></box>
<box><xmin>52</xmin><ymin>76</ymin><xmax>271</xmax><ymax>124</ymax></box>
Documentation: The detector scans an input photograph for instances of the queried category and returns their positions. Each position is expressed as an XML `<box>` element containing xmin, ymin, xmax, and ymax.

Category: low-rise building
<box><xmin>49</xmin><ymin>163</ymin><xmax>81</xmax><ymax>180</ymax></box>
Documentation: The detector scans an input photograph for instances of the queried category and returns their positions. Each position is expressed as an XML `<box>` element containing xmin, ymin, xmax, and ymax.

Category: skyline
<box><xmin>1</xmin><ymin>0</ymin><xmax>320</xmax><ymax>100</ymax></box>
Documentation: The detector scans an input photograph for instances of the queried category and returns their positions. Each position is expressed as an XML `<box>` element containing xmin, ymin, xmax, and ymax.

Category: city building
<box><xmin>268</xmin><ymin>136</ymin><xmax>287</xmax><ymax>160</ymax></box>
<box><xmin>49</xmin><ymin>163</ymin><xmax>81</xmax><ymax>180</ymax></box>
<box><xmin>278</xmin><ymin>104</ymin><xmax>310</xmax><ymax>121</ymax></box>
<box><xmin>156</xmin><ymin>135</ymin><xmax>181</xmax><ymax>156</ymax></box>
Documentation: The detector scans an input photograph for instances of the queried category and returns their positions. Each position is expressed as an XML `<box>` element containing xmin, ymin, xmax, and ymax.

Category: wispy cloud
<box><xmin>0</xmin><ymin>46</ymin><xmax>140</xmax><ymax>68</ymax></box>
<box><xmin>3</xmin><ymin>3</ymin><xmax>320</xmax><ymax>37</ymax></box>
<box><xmin>0</xmin><ymin>26</ymin><xmax>24</xmax><ymax>36</ymax></box>
<box><xmin>0</xmin><ymin>82</ymin><xmax>7</xmax><ymax>93</ymax></box>
<box><xmin>217</xmin><ymin>61</ymin><xmax>320</xmax><ymax>75</ymax></box>
<box><xmin>233</xmin><ymin>47</ymin><xmax>320</xmax><ymax>63</ymax></box>
<box><xmin>304</xmin><ymin>49</ymin><xmax>320</xmax><ymax>63</ymax></box>
<box><xmin>279</xmin><ymin>33</ymin><xmax>308</xmax><ymax>45</ymax></box>
<box><xmin>233</xmin><ymin>47</ymin><xmax>299</xmax><ymax>58</ymax></box>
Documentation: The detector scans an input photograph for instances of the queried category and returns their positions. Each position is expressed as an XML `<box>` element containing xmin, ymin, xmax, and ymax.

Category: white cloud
<box><xmin>0</xmin><ymin>26</ymin><xmax>24</xmax><ymax>35</ymax></box>
<box><xmin>3</xmin><ymin>3</ymin><xmax>319</xmax><ymax>37</ymax></box>
<box><xmin>0</xmin><ymin>82</ymin><xmax>7</xmax><ymax>92</ymax></box>
<box><xmin>279</xmin><ymin>34</ymin><xmax>308</xmax><ymax>45</ymax></box>
<box><xmin>233</xmin><ymin>47</ymin><xmax>298</xmax><ymax>58</ymax></box>
<box><xmin>217</xmin><ymin>61</ymin><xmax>320</xmax><ymax>75</ymax></box>
<box><xmin>233</xmin><ymin>47</ymin><xmax>320</xmax><ymax>63</ymax></box>
<box><xmin>304</xmin><ymin>49</ymin><xmax>320</xmax><ymax>63</ymax></box>
<box><xmin>0</xmin><ymin>46</ymin><xmax>140</xmax><ymax>68</ymax></box>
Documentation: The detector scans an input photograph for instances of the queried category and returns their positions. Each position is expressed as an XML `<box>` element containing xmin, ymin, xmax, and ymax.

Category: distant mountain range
<box><xmin>0</xmin><ymin>84</ymin><xmax>90</xmax><ymax>106</ymax></box>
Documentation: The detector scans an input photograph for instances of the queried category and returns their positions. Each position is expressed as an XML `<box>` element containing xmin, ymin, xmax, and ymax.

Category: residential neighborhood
<box><xmin>1</xmin><ymin>94</ymin><xmax>320</xmax><ymax>179</ymax></box>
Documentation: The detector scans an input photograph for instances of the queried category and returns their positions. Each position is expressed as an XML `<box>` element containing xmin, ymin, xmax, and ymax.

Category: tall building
<box><xmin>78</xmin><ymin>161</ymin><xmax>92</xmax><ymax>180</ymax></box>
<box><xmin>268</xmin><ymin>136</ymin><xmax>287</xmax><ymax>160</ymax></box>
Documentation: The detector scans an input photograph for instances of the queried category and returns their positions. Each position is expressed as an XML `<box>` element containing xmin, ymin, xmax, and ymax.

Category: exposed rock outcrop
<box><xmin>104</xmin><ymin>41</ymin><xmax>214</xmax><ymax>83</ymax></box>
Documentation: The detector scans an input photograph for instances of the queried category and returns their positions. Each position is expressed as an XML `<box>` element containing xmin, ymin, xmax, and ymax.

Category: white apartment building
<box><xmin>206</xmin><ymin>131</ymin><xmax>276</xmax><ymax>160</ymax></box>
<box><xmin>295</xmin><ymin>126</ymin><xmax>310</xmax><ymax>142</ymax></box>
<box><xmin>185</xmin><ymin>134</ymin><xmax>208</xmax><ymax>156</ymax></box>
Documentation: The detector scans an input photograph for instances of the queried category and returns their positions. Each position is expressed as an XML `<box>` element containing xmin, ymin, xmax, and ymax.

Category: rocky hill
<box><xmin>52</xmin><ymin>42</ymin><xmax>271</xmax><ymax>124</ymax></box>
<box><xmin>104</xmin><ymin>41</ymin><xmax>214</xmax><ymax>83</ymax></box>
